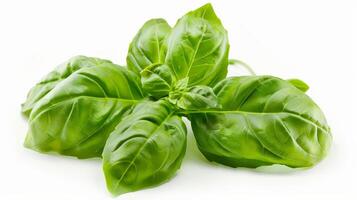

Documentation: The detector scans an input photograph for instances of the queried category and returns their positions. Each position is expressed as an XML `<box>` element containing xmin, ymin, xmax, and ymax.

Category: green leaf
<box><xmin>287</xmin><ymin>78</ymin><xmax>309</xmax><ymax>92</ymax></box>
<box><xmin>172</xmin><ymin>77</ymin><xmax>189</xmax><ymax>91</ymax></box>
<box><xmin>164</xmin><ymin>3</ymin><xmax>229</xmax><ymax>87</ymax></box>
<box><xmin>127</xmin><ymin>19</ymin><xmax>171</xmax><ymax>74</ymax></box>
<box><xmin>140</xmin><ymin>64</ymin><xmax>174</xmax><ymax>98</ymax></box>
<box><xmin>169</xmin><ymin>85</ymin><xmax>220</xmax><ymax>110</ymax></box>
<box><xmin>189</xmin><ymin>76</ymin><xmax>332</xmax><ymax>168</ymax></box>
<box><xmin>102</xmin><ymin>100</ymin><xmax>186</xmax><ymax>196</ymax></box>
<box><xmin>24</xmin><ymin>62</ymin><xmax>145</xmax><ymax>158</ymax></box>
<box><xmin>21</xmin><ymin>55</ymin><xmax>112</xmax><ymax>117</ymax></box>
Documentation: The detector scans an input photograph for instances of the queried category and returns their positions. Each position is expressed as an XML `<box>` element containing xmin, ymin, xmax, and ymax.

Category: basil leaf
<box><xmin>126</xmin><ymin>19</ymin><xmax>171</xmax><ymax>74</ymax></box>
<box><xmin>287</xmin><ymin>78</ymin><xmax>309</xmax><ymax>92</ymax></box>
<box><xmin>189</xmin><ymin>76</ymin><xmax>332</xmax><ymax>168</ymax></box>
<box><xmin>169</xmin><ymin>85</ymin><xmax>220</xmax><ymax>110</ymax></box>
<box><xmin>24</xmin><ymin>62</ymin><xmax>145</xmax><ymax>158</ymax></box>
<box><xmin>102</xmin><ymin>100</ymin><xmax>186</xmax><ymax>196</ymax></box>
<box><xmin>21</xmin><ymin>56</ymin><xmax>112</xmax><ymax>117</ymax></box>
<box><xmin>172</xmin><ymin>77</ymin><xmax>189</xmax><ymax>91</ymax></box>
<box><xmin>140</xmin><ymin>64</ymin><xmax>174</xmax><ymax>98</ymax></box>
<box><xmin>164</xmin><ymin>3</ymin><xmax>229</xmax><ymax>87</ymax></box>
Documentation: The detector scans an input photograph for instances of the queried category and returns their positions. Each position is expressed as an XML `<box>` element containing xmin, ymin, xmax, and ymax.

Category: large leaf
<box><xmin>21</xmin><ymin>55</ymin><xmax>112</xmax><ymax>117</ymax></box>
<box><xmin>102</xmin><ymin>100</ymin><xmax>186</xmax><ymax>196</ymax></box>
<box><xmin>24</xmin><ymin>62</ymin><xmax>145</xmax><ymax>158</ymax></box>
<box><xmin>164</xmin><ymin>3</ymin><xmax>229</xmax><ymax>87</ymax></box>
<box><xmin>189</xmin><ymin>76</ymin><xmax>332</xmax><ymax>168</ymax></box>
<box><xmin>126</xmin><ymin>19</ymin><xmax>171</xmax><ymax>74</ymax></box>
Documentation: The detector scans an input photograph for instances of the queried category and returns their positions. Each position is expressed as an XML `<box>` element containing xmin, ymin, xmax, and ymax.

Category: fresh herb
<box><xmin>22</xmin><ymin>3</ymin><xmax>332</xmax><ymax>196</ymax></box>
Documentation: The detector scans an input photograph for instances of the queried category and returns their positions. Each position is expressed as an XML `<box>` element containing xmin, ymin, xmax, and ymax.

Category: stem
<box><xmin>228</xmin><ymin>59</ymin><xmax>256</xmax><ymax>75</ymax></box>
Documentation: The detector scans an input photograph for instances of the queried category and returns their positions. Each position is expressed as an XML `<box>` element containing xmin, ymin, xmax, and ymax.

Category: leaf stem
<box><xmin>228</xmin><ymin>59</ymin><xmax>256</xmax><ymax>75</ymax></box>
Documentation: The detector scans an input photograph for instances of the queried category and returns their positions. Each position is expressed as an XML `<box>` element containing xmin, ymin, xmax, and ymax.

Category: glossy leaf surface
<box><xmin>164</xmin><ymin>3</ymin><xmax>229</xmax><ymax>87</ymax></box>
<box><xmin>25</xmin><ymin>62</ymin><xmax>144</xmax><ymax>158</ymax></box>
<box><xmin>190</xmin><ymin>76</ymin><xmax>332</xmax><ymax>168</ymax></box>
<box><xmin>103</xmin><ymin>100</ymin><xmax>186</xmax><ymax>195</ymax></box>
<box><xmin>140</xmin><ymin>64</ymin><xmax>174</xmax><ymax>98</ymax></box>
<box><xmin>21</xmin><ymin>56</ymin><xmax>112</xmax><ymax>117</ymax></box>
<box><xmin>127</xmin><ymin>19</ymin><xmax>171</xmax><ymax>74</ymax></box>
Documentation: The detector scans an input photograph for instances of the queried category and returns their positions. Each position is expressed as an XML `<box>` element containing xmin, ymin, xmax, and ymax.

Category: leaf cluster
<box><xmin>22</xmin><ymin>4</ymin><xmax>332</xmax><ymax>196</ymax></box>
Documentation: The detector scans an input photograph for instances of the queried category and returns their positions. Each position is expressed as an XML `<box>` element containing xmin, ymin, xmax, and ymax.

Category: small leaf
<box><xmin>173</xmin><ymin>77</ymin><xmax>189</xmax><ymax>91</ymax></box>
<box><xmin>287</xmin><ymin>78</ymin><xmax>309</xmax><ymax>92</ymax></box>
<box><xmin>169</xmin><ymin>85</ymin><xmax>220</xmax><ymax>110</ymax></box>
<box><xmin>141</xmin><ymin>64</ymin><xmax>174</xmax><ymax>98</ymax></box>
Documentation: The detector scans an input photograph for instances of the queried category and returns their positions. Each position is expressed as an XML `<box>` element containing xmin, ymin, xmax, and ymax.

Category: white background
<box><xmin>0</xmin><ymin>0</ymin><xmax>356</xmax><ymax>199</ymax></box>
